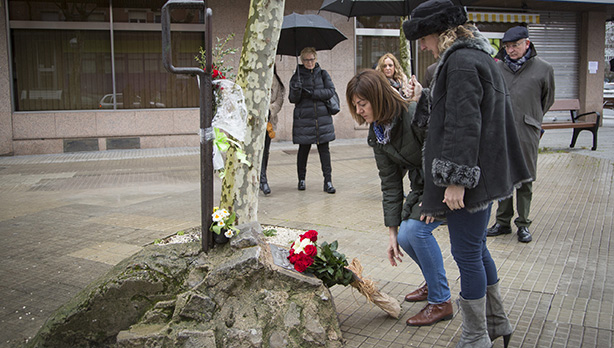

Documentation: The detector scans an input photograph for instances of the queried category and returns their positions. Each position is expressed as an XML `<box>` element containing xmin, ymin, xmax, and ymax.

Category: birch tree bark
<box><xmin>219</xmin><ymin>0</ymin><xmax>285</xmax><ymax>223</ymax></box>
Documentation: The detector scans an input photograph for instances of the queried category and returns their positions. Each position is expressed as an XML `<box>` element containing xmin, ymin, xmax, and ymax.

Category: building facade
<box><xmin>1</xmin><ymin>0</ymin><xmax>612</xmax><ymax>155</ymax></box>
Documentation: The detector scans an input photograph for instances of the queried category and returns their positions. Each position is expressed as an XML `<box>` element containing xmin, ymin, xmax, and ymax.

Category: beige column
<box><xmin>0</xmin><ymin>4</ymin><xmax>14</xmax><ymax>155</ymax></box>
<box><xmin>578</xmin><ymin>11</ymin><xmax>606</xmax><ymax>120</ymax></box>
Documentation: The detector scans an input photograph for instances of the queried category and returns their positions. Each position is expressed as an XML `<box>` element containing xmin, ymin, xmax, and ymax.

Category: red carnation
<box><xmin>211</xmin><ymin>68</ymin><xmax>226</xmax><ymax>80</ymax></box>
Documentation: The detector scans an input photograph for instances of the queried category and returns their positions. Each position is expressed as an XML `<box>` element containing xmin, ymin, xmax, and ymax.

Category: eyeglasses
<box><xmin>504</xmin><ymin>39</ymin><xmax>526</xmax><ymax>50</ymax></box>
<box><xmin>302</xmin><ymin>58</ymin><xmax>316</xmax><ymax>62</ymax></box>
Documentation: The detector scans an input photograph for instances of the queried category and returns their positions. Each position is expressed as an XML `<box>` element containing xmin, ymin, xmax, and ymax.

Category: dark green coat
<box><xmin>368</xmin><ymin>103</ymin><xmax>427</xmax><ymax>227</ymax></box>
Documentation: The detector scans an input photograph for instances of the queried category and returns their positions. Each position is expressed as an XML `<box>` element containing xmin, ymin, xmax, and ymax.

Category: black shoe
<box><xmin>486</xmin><ymin>223</ymin><xmax>512</xmax><ymax>237</ymax></box>
<box><xmin>323</xmin><ymin>181</ymin><xmax>336</xmax><ymax>194</ymax></box>
<box><xmin>298</xmin><ymin>180</ymin><xmax>306</xmax><ymax>191</ymax></box>
<box><xmin>260</xmin><ymin>182</ymin><xmax>271</xmax><ymax>195</ymax></box>
<box><xmin>517</xmin><ymin>226</ymin><xmax>532</xmax><ymax>243</ymax></box>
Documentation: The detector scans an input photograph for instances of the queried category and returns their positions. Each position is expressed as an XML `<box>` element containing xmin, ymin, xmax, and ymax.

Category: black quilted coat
<box><xmin>289</xmin><ymin>63</ymin><xmax>336</xmax><ymax>145</ymax></box>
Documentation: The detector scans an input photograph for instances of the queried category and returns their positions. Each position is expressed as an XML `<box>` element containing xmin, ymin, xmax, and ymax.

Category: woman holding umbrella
<box><xmin>289</xmin><ymin>47</ymin><xmax>337</xmax><ymax>194</ymax></box>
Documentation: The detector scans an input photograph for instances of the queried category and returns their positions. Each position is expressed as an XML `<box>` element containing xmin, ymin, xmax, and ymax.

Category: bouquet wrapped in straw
<box><xmin>288</xmin><ymin>230</ymin><xmax>400</xmax><ymax>318</ymax></box>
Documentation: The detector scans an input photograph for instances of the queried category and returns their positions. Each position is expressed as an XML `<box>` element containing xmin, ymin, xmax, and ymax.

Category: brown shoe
<box><xmin>406</xmin><ymin>300</ymin><xmax>453</xmax><ymax>326</ymax></box>
<box><xmin>404</xmin><ymin>284</ymin><xmax>428</xmax><ymax>302</ymax></box>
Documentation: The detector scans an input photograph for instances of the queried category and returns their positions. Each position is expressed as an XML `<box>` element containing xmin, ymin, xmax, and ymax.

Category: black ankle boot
<box><xmin>260</xmin><ymin>182</ymin><xmax>271</xmax><ymax>195</ymax></box>
<box><xmin>323</xmin><ymin>181</ymin><xmax>336</xmax><ymax>194</ymax></box>
<box><xmin>298</xmin><ymin>180</ymin><xmax>306</xmax><ymax>191</ymax></box>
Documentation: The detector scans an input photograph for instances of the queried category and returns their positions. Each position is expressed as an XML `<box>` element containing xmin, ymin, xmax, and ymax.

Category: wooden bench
<box><xmin>541</xmin><ymin>99</ymin><xmax>601</xmax><ymax>151</ymax></box>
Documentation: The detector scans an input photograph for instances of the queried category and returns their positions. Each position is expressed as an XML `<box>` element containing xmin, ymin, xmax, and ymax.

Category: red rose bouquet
<box><xmin>288</xmin><ymin>230</ymin><xmax>353</xmax><ymax>287</ymax></box>
<box><xmin>288</xmin><ymin>230</ymin><xmax>318</xmax><ymax>272</ymax></box>
<box><xmin>287</xmin><ymin>230</ymin><xmax>401</xmax><ymax>318</ymax></box>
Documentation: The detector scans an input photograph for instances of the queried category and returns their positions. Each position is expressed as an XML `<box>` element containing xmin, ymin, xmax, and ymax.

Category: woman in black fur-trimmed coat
<box><xmin>403</xmin><ymin>1</ymin><xmax>531</xmax><ymax>347</ymax></box>
<box><xmin>289</xmin><ymin>47</ymin><xmax>337</xmax><ymax>194</ymax></box>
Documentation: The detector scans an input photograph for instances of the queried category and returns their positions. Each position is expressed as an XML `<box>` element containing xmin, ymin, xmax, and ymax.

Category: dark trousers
<box><xmin>260</xmin><ymin>132</ymin><xmax>271</xmax><ymax>184</ymax></box>
<box><xmin>495</xmin><ymin>181</ymin><xmax>533</xmax><ymax>228</ymax></box>
<box><xmin>297</xmin><ymin>142</ymin><xmax>332</xmax><ymax>182</ymax></box>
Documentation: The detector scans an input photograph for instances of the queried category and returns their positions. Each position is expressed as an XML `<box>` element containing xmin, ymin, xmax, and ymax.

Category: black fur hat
<box><xmin>403</xmin><ymin>0</ymin><xmax>467</xmax><ymax>41</ymax></box>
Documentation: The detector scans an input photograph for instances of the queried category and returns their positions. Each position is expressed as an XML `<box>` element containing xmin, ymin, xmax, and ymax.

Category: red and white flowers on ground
<box><xmin>285</xmin><ymin>229</ymin><xmax>401</xmax><ymax>317</ymax></box>
<box><xmin>288</xmin><ymin>230</ymin><xmax>318</xmax><ymax>272</ymax></box>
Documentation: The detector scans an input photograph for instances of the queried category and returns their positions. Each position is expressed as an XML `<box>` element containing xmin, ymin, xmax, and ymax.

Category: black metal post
<box><xmin>161</xmin><ymin>0</ymin><xmax>213</xmax><ymax>252</ymax></box>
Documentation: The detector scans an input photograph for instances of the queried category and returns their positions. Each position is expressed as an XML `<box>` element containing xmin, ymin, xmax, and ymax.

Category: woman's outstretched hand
<box><xmin>387</xmin><ymin>226</ymin><xmax>403</xmax><ymax>267</ymax></box>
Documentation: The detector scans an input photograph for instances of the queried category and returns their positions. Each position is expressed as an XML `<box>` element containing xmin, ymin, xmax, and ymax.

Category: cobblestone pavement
<box><xmin>0</xmin><ymin>120</ymin><xmax>613</xmax><ymax>347</ymax></box>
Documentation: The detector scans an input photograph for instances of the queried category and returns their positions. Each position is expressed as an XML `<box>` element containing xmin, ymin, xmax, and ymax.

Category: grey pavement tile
<box><xmin>0</xmin><ymin>136</ymin><xmax>613</xmax><ymax>346</ymax></box>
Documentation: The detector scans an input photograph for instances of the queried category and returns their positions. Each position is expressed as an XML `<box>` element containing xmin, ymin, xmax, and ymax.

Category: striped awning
<box><xmin>467</xmin><ymin>12</ymin><xmax>540</xmax><ymax>24</ymax></box>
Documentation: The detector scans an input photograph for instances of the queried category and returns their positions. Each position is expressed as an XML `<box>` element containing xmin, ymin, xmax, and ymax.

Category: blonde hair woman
<box><xmin>403</xmin><ymin>0</ymin><xmax>531</xmax><ymax>347</ymax></box>
<box><xmin>375</xmin><ymin>53</ymin><xmax>411</xmax><ymax>98</ymax></box>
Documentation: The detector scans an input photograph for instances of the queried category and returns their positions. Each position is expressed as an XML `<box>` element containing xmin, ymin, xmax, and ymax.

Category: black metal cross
<box><xmin>161</xmin><ymin>0</ymin><xmax>213</xmax><ymax>252</ymax></box>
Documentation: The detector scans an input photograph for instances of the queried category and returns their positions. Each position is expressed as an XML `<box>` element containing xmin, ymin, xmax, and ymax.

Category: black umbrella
<box><xmin>319</xmin><ymin>0</ymin><xmax>474</xmax><ymax>17</ymax></box>
<box><xmin>319</xmin><ymin>0</ymin><xmax>420</xmax><ymax>17</ymax></box>
<box><xmin>276</xmin><ymin>12</ymin><xmax>348</xmax><ymax>57</ymax></box>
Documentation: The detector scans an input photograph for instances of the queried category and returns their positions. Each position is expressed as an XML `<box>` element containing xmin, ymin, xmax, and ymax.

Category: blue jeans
<box><xmin>398</xmin><ymin>218</ymin><xmax>451</xmax><ymax>304</ymax></box>
<box><xmin>447</xmin><ymin>203</ymin><xmax>499</xmax><ymax>300</ymax></box>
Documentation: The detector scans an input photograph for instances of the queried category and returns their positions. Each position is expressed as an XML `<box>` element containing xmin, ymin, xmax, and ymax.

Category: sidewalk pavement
<box><xmin>1</xmin><ymin>121</ymin><xmax>613</xmax><ymax>347</ymax></box>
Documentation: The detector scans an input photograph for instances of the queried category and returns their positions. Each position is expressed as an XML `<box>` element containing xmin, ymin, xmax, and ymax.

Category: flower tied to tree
<box><xmin>210</xmin><ymin>127</ymin><xmax>250</xmax><ymax>178</ymax></box>
<box><xmin>211</xmin><ymin>68</ymin><xmax>226</xmax><ymax>80</ymax></box>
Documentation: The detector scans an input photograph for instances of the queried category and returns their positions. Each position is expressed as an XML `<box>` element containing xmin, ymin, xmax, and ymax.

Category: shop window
<box><xmin>128</xmin><ymin>10</ymin><xmax>147</xmax><ymax>23</ymax></box>
<box><xmin>12</xmin><ymin>29</ymin><xmax>112</xmax><ymax>111</ymax></box>
<box><xmin>355</xmin><ymin>16</ymin><xmax>405</xmax><ymax>72</ymax></box>
<box><xmin>9</xmin><ymin>0</ymin><xmax>110</xmax><ymax>22</ymax></box>
<box><xmin>9</xmin><ymin>0</ymin><xmax>204</xmax><ymax>111</ymax></box>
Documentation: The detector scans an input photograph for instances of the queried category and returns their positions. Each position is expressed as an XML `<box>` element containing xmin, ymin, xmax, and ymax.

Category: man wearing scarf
<box><xmin>488</xmin><ymin>25</ymin><xmax>555</xmax><ymax>243</ymax></box>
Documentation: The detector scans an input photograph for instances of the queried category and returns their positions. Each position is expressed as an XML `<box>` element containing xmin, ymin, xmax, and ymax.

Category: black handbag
<box><xmin>326</xmin><ymin>91</ymin><xmax>340</xmax><ymax>115</ymax></box>
<box><xmin>322</xmin><ymin>70</ymin><xmax>340</xmax><ymax>115</ymax></box>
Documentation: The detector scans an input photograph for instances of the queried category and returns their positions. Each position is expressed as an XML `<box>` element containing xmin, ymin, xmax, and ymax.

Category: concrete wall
<box><xmin>11</xmin><ymin>109</ymin><xmax>199</xmax><ymax>155</ymax></box>
<box><xmin>0</xmin><ymin>4</ymin><xmax>13</xmax><ymax>155</ymax></box>
<box><xmin>579</xmin><ymin>11</ymin><xmax>607</xmax><ymax>118</ymax></box>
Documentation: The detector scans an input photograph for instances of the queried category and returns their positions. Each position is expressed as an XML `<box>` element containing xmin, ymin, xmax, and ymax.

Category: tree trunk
<box><xmin>219</xmin><ymin>0</ymin><xmax>286</xmax><ymax>223</ymax></box>
<box><xmin>399</xmin><ymin>16</ymin><xmax>412</xmax><ymax>76</ymax></box>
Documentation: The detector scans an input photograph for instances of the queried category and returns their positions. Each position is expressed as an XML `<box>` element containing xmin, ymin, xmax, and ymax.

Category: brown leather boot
<box><xmin>406</xmin><ymin>300</ymin><xmax>453</xmax><ymax>326</ymax></box>
<box><xmin>404</xmin><ymin>283</ymin><xmax>428</xmax><ymax>302</ymax></box>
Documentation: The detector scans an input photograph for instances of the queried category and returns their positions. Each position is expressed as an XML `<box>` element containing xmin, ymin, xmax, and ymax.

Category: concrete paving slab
<box><xmin>0</xmin><ymin>122</ymin><xmax>613</xmax><ymax>347</ymax></box>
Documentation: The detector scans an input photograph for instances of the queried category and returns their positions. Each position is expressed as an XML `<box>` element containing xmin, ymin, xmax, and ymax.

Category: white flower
<box><xmin>212</xmin><ymin>211</ymin><xmax>224</xmax><ymax>222</ymax></box>
<box><xmin>292</xmin><ymin>237</ymin><xmax>313</xmax><ymax>254</ymax></box>
<box><xmin>218</xmin><ymin>220</ymin><xmax>226</xmax><ymax>227</ymax></box>
<box><xmin>224</xmin><ymin>229</ymin><xmax>234</xmax><ymax>238</ymax></box>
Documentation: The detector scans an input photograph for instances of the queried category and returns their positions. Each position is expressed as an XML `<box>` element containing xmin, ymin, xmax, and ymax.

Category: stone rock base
<box><xmin>29</xmin><ymin>222</ymin><xmax>344</xmax><ymax>348</ymax></box>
